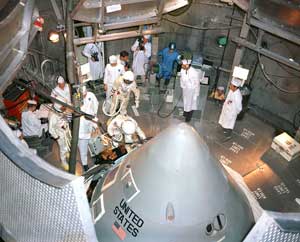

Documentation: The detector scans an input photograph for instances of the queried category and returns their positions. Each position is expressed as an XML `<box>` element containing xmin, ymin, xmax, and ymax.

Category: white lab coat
<box><xmin>81</xmin><ymin>91</ymin><xmax>99</xmax><ymax>116</ymax></box>
<box><xmin>180</xmin><ymin>67</ymin><xmax>200</xmax><ymax>112</ymax></box>
<box><xmin>21</xmin><ymin>110</ymin><xmax>44</xmax><ymax>137</ymax></box>
<box><xmin>51</xmin><ymin>84</ymin><xmax>71</xmax><ymax>111</ymax></box>
<box><xmin>132</xmin><ymin>50</ymin><xmax>147</xmax><ymax>76</ymax></box>
<box><xmin>131</xmin><ymin>39</ymin><xmax>152</xmax><ymax>59</ymax></box>
<box><xmin>218</xmin><ymin>89</ymin><xmax>243</xmax><ymax>129</ymax></box>
<box><xmin>82</xmin><ymin>43</ymin><xmax>104</xmax><ymax>80</ymax></box>
<box><xmin>104</xmin><ymin>63</ymin><xmax>125</xmax><ymax>105</ymax></box>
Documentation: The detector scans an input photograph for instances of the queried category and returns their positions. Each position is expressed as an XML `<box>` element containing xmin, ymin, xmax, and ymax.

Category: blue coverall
<box><xmin>156</xmin><ymin>47</ymin><xmax>179</xmax><ymax>86</ymax></box>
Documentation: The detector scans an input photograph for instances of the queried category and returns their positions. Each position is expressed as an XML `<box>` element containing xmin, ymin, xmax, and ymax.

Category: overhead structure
<box><xmin>0</xmin><ymin>0</ymin><xmax>40</xmax><ymax>90</ymax></box>
<box><xmin>230</xmin><ymin>0</ymin><xmax>300</xmax><ymax>84</ymax></box>
<box><xmin>71</xmin><ymin>0</ymin><xmax>189</xmax><ymax>44</ymax></box>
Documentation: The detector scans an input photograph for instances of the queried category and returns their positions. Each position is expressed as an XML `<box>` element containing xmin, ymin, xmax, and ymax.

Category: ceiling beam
<box><xmin>71</xmin><ymin>0</ymin><xmax>87</xmax><ymax>18</ymax></box>
<box><xmin>232</xmin><ymin>36</ymin><xmax>300</xmax><ymax>71</ymax></box>
<box><xmin>74</xmin><ymin>27</ymin><xmax>163</xmax><ymax>45</ymax></box>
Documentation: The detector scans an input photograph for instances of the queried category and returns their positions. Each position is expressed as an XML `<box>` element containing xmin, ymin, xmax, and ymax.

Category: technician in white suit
<box><xmin>103</xmin><ymin>55</ymin><xmax>125</xmax><ymax>111</ymax></box>
<box><xmin>218</xmin><ymin>77</ymin><xmax>243</xmax><ymax>139</ymax></box>
<box><xmin>180</xmin><ymin>59</ymin><xmax>200</xmax><ymax>122</ymax></box>
<box><xmin>82</xmin><ymin>42</ymin><xmax>104</xmax><ymax>80</ymax></box>
<box><xmin>78</xmin><ymin>86</ymin><xmax>99</xmax><ymax>171</ymax></box>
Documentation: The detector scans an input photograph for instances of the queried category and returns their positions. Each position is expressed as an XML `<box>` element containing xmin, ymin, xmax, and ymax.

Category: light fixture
<box><xmin>48</xmin><ymin>24</ymin><xmax>66</xmax><ymax>43</ymax></box>
<box><xmin>48</xmin><ymin>30</ymin><xmax>60</xmax><ymax>43</ymax></box>
<box><xmin>217</xmin><ymin>36</ymin><xmax>228</xmax><ymax>47</ymax></box>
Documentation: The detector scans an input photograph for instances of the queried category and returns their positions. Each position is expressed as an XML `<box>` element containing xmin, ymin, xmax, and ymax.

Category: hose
<box><xmin>102</xmin><ymin>95</ymin><xmax>126</xmax><ymax>117</ymax></box>
<box><xmin>157</xmin><ymin>89</ymin><xmax>183</xmax><ymax>119</ymax></box>
<box><xmin>258</xmin><ymin>54</ymin><xmax>300</xmax><ymax>94</ymax></box>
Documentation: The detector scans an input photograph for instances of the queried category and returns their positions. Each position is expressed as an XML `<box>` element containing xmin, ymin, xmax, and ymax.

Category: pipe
<box><xmin>66</xmin><ymin>0</ymin><xmax>80</xmax><ymax>174</ymax></box>
<box><xmin>213</xmin><ymin>5</ymin><xmax>235</xmax><ymax>89</ymax></box>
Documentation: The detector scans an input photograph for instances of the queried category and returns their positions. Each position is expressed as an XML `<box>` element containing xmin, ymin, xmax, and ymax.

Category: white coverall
<box><xmin>48</xmin><ymin>110</ymin><xmax>70</xmax><ymax>166</ymax></box>
<box><xmin>82</xmin><ymin>43</ymin><xmax>104</xmax><ymax>80</ymax></box>
<box><xmin>180</xmin><ymin>67</ymin><xmax>201</xmax><ymax>112</ymax></box>
<box><xmin>131</xmin><ymin>40</ymin><xmax>152</xmax><ymax>59</ymax></box>
<box><xmin>78</xmin><ymin>91</ymin><xmax>99</xmax><ymax>166</ymax></box>
<box><xmin>78</xmin><ymin>117</ymin><xmax>98</xmax><ymax>166</ymax></box>
<box><xmin>107</xmin><ymin>114</ymin><xmax>146</xmax><ymax>148</ymax></box>
<box><xmin>81</xmin><ymin>91</ymin><xmax>99</xmax><ymax>116</ymax></box>
<box><xmin>110</xmin><ymin>76</ymin><xmax>140</xmax><ymax>115</ymax></box>
<box><xmin>132</xmin><ymin>50</ymin><xmax>147</xmax><ymax>80</ymax></box>
<box><xmin>21</xmin><ymin>110</ymin><xmax>46</xmax><ymax>137</ymax></box>
<box><xmin>218</xmin><ymin>89</ymin><xmax>243</xmax><ymax>130</ymax></box>
<box><xmin>51</xmin><ymin>84</ymin><xmax>71</xmax><ymax>111</ymax></box>
<box><xmin>103</xmin><ymin>63</ymin><xmax>124</xmax><ymax>109</ymax></box>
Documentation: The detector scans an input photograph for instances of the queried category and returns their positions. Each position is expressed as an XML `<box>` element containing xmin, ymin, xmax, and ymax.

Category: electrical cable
<box><xmin>162</xmin><ymin>17</ymin><xmax>241</xmax><ymax>30</ymax></box>
<box><xmin>157</xmin><ymin>88</ymin><xmax>183</xmax><ymax>119</ymax></box>
<box><xmin>293</xmin><ymin>109</ymin><xmax>300</xmax><ymax>129</ymax></box>
<box><xmin>258</xmin><ymin>54</ymin><xmax>300</xmax><ymax>94</ymax></box>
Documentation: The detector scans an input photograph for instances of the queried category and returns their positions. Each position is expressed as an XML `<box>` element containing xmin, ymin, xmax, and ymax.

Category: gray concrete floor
<box><xmin>45</xmin><ymin>80</ymin><xmax>300</xmax><ymax>213</ymax></box>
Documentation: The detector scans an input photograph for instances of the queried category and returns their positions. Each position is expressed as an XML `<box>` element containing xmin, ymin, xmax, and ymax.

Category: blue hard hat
<box><xmin>169</xmin><ymin>42</ymin><xmax>176</xmax><ymax>50</ymax></box>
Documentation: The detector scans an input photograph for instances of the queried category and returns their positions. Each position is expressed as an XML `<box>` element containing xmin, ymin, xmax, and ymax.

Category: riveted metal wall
<box><xmin>0</xmin><ymin>151</ymin><xmax>98</xmax><ymax>242</ymax></box>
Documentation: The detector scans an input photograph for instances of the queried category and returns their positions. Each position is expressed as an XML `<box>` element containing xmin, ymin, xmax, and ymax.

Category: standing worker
<box><xmin>51</xmin><ymin>76</ymin><xmax>71</xmax><ymax>113</ymax></box>
<box><xmin>131</xmin><ymin>35</ymin><xmax>152</xmax><ymax>60</ymax></box>
<box><xmin>132</xmin><ymin>45</ymin><xmax>147</xmax><ymax>83</ymax></box>
<box><xmin>82</xmin><ymin>42</ymin><xmax>104</xmax><ymax>81</ymax></box>
<box><xmin>49</xmin><ymin>76</ymin><xmax>72</xmax><ymax>170</ymax></box>
<box><xmin>103</xmin><ymin>55</ymin><xmax>125</xmax><ymax>112</ymax></box>
<box><xmin>117</xmin><ymin>50</ymin><xmax>129</xmax><ymax>66</ymax></box>
<box><xmin>78</xmin><ymin>86</ymin><xmax>99</xmax><ymax>172</ymax></box>
<box><xmin>218</xmin><ymin>78</ymin><xmax>243</xmax><ymax>140</ymax></box>
<box><xmin>156</xmin><ymin>42</ymin><xmax>179</xmax><ymax>89</ymax></box>
<box><xmin>180</xmin><ymin>59</ymin><xmax>201</xmax><ymax>122</ymax></box>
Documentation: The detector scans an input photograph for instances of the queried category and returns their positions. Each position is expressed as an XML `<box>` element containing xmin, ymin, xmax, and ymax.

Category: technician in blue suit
<box><xmin>156</xmin><ymin>42</ymin><xmax>179</xmax><ymax>88</ymax></box>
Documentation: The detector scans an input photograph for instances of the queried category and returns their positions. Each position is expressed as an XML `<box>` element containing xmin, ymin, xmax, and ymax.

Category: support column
<box><xmin>66</xmin><ymin>0</ymin><xmax>80</xmax><ymax>174</ymax></box>
<box><xmin>228</xmin><ymin>14</ymin><xmax>250</xmax><ymax>89</ymax></box>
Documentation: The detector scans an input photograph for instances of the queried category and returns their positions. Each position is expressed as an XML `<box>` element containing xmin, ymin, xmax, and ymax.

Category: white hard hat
<box><xmin>231</xmin><ymin>77</ymin><xmax>242</xmax><ymax>87</ymax></box>
<box><xmin>27</xmin><ymin>99</ymin><xmax>37</xmax><ymax>105</ymax></box>
<box><xmin>57</xmin><ymin>76</ymin><xmax>65</xmax><ymax>84</ymax></box>
<box><xmin>121</xmin><ymin>119</ymin><xmax>136</xmax><ymax>135</ymax></box>
<box><xmin>217</xmin><ymin>86</ymin><xmax>225</xmax><ymax>91</ymax></box>
<box><xmin>182</xmin><ymin>59</ymin><xmax>192</xmax><ymax>65</ymax></box>
<box><xmin>109</xmin><ymin>55</ymin><xmax>117</xmax><ymax>64</ymax></box>
<box><xmin>143</xmin><ymin>35</ymin><xmax>151</xmax><ymax>39</ymax></box>
<box><xmin>123</xmin><ymin>71</ymin><xmax>134</xmax><ymax>82</ymax></box>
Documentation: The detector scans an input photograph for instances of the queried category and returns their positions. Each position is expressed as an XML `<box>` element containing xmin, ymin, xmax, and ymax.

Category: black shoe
<box><xmin>83</xmin><ymin>165</ymin><xmax>89</xmax><ymax>172</ymax></box>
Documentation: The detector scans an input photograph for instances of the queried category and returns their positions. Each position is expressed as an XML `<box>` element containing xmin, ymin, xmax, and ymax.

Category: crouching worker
<box><xmin>107</xmin><ymin>112</ymin><xmax>146</xmax><ymax>150</ymax></box>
